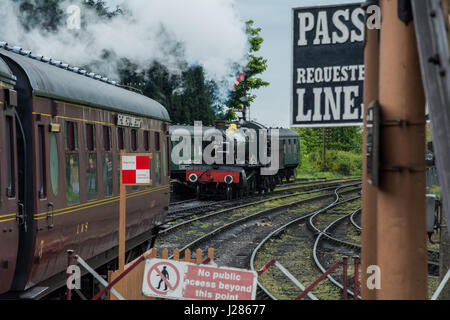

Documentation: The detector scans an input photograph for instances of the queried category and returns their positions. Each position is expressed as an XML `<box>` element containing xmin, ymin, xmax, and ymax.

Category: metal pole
<box><xmin>361</xmin><ymin>1</ymin><xmax>380</xmax><ymax>301</ymax></box>
<box><xmin>242</xmin><ymin>73</ymin><xmax>247</xmax><ymax>122</ymax></box>
<box><xmin>67</xmin><ymin>250</ymin><xmax>74</xmax><ymax>301</ymax></box>
<box><xmin>353</xmin><ymin>256</ymin><xmax>360</xmax><ymax>300</ymax></box>
<box><xmin>294</xmin><ymin>260</ymin><xmax>343</xmax><ymax>300</ymax></box>
<box><xmin>323</xmin><ymin>128</ymin><xmax>326</xmax><ymax>169</ymax></box>
<box><xmin>342</xmin><ymin>256</ymin><xmax>348</xmax><ymax>300</ymax></box>
<box><xmin>377</xmin><ymin>0</ymin><xmax>427</xmax><ymax>299</ymax></box>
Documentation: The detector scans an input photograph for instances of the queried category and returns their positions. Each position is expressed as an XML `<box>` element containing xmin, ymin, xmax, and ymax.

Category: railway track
<box><xmin>250</xmin><ymin>185</ymin><xmax>361</xmax><ymax>300</ymax></box>
<box><xmin>167</xmin><ymin>178</ymin><xmax>361</xmax><ymax>222</ymax></box>
<box><xmin>157</xmin><ymin>185</ymin><xmax>360</xmax><ymax>252</ymax></box>
<box><xmin>251</xmin><ymin>190</ymin><xmax>440</xmax><ymax>300</ymax></box>
<box><xmin>155</xmin><ymin>182</ymin><xmax>362</xmax><ymax>298</ymax></box>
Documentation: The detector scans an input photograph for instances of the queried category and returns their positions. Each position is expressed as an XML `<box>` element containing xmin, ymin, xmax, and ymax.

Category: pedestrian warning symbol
<box><xmin>144</xmin><ymin>260</ymin><xmax>181</xmax><ymax>297</ymax></box>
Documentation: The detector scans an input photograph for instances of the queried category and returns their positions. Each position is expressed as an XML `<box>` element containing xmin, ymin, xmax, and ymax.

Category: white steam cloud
<box><xmin>0</xmin><ymin>0</ymin><xmax>248</xmax><ymax>85</ymax></box>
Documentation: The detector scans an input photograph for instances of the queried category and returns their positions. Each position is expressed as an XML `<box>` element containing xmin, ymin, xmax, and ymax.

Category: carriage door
<box><xmin>0</xmin><ymin>88</ymin><xmax>19</xmax><ymax>294</ymax></box>
<box><xmin>35</xmin><ymin>114</ymin><xmax>59</xmax><ymax>231</ymax></box>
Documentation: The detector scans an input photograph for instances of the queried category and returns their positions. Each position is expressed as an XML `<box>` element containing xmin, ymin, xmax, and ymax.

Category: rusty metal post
<box><xmin>376</xmin><ymin>0</ymin><xmax>427</xmax><ymax>299</ymax></box>
<box><xmin>342</xmin><ymin>256</ymin><xmax>348</xmax><ymax>300</ymax></box>
<box><xmin>67</xmin><ymin>249</ymin><xmax>74</xmax><ymax>301</ymax></box>
<box><xmin>294</xmin><ymin>260</ymin><xmax>343</xmax><ymax>300</ymax></box>
<box><xmin>361</xmin><ymin>2</ymin><xmax>380</xmax><ymax>301</ymax></box>
<box><xmin>353</xmin><ymin>256</ymin><xmax>360</xmax><ymax>300</ymax></box>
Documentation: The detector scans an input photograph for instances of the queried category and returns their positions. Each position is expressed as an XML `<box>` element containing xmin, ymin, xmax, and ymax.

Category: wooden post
<box><xmin>438</xmin><ymin>0</ymin><xmax>450</xmax><ymax>302</ymax></box>
<box><xmin>119</xmin><ymin>149</ymin><xmax>126</xmax><ymax>273</ymax></box>
<box><xmin>361</xmin><ymin>11</ymin><xmax>380</xmax><ymax>300</ymax></box>
<box><xmin>377</xmin><ymin>0</ymin><xmax>427</xmax><ymax>299</ymax></box>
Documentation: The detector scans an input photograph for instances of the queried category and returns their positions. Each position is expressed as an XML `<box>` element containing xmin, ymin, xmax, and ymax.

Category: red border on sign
<box><xmin>147</xmin><ymin>261</ymin><xmax>181</xmax><ymax>296</ymax></box>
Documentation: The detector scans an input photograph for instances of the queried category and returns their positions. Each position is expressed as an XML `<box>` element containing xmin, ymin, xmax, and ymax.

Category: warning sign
<box><xmin>121</xmin><ymin>155</ymin><xmax>151</xmax><ymax>185</ymax></box>
<box><xmin>142</xmin><ymin>259</ymin><xmax>257</xmax><ymax>300</ymax></box>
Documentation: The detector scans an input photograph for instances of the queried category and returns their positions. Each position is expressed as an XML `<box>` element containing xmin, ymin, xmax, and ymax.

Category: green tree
<box><xmin>226</xmin><ymin>20</ymin><xmax>269</xmax><ymax>112</ymax></box>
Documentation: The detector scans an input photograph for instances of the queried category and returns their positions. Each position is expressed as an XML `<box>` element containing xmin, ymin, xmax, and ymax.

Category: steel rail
<box><xmin>249</xmin><ymin>185</ymin><xmax>361</xmax><ymax>300</ymax></box>
<box><xmin>309</xmin><ymin>187</ymin><xmax>363</xmax><ymax>300</ymax></box>
<box><xmin>349</xmin><ymin>208</ymin><xmax>362</xmax><ymax>232</ymax></box>
<box><xmin>170</xmin><ymin>187</ymin><xmax>362</xmax><ymax>262</ymax></box>
<box><xmin>167</xmin><ymin>178</ymin><xmax>361</xmax><ymax>219</ymax></box>
<box><xmin>162</xmin><ymin>183</ymin><xmax>361</xmax><ymax>235</ymax></box>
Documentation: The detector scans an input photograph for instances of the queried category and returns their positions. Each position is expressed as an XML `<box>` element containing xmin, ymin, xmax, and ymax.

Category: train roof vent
<box><xmin>0</xmin><ymin>40</ymin><xmax>122</xmax><ymax>88</ymax></box>
<box><xmin>11</xmin><ymin>46</ymin><xmax>22</xmax><ymax>54</ymax></box>
<box><xmin>20</xmin><ymin>49</ymin><xmax>31</xmax><ymax>56</ymax></box>
<box><xmin>50</xmin><ymin>60</ymin><xmax>62</xmax><ymax>67</ymax></box>
<box><xmin>30</xmin><ymin>54</ymin><xmax>44</xmax><ymax>61</ymax></box>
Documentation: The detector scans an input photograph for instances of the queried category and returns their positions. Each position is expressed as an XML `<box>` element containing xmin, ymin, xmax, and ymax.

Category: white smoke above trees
<box><xmin>0</xmin><ymin>0</ymin><xmax>249</xmax><ymax>85</ymax></box>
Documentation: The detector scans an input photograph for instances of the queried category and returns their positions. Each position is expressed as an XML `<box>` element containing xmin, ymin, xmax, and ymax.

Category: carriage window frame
<box><xmin>143</xmin><ymin>130</ymin><xmax>150</xmax><ymax>151</ymax></box>
<box><xmin>103</xmin><ymin>126</ymin><xmax>111</xmax><ymax>151</ymax></box>
<box><xmin>38</xmin><ymin>125</ymin><xmax>47</xmax><ymax>199</ymax></box>
<box><xmin>65</xmin><ymin>121</ymin><xmax>78</xmax><ymax>151</ymax></box>
<box><xmin>85</xmin><ymin>123</ymin><xmax>96</xmax><ymax>152</ymax></box>
<box><xmin>86</xmin><ymin>152</ymin><xmax>98</xmax><ymax>201</ymax></box>
<box><xmin>131</xmin><ymin>129</ymin><xmax>138</xmax><ymax>151</ymax></box>
<box><xmin>5</xmin><ymin>116</ymin><xmax>15</xmax><ymax>198</ymax></box>
<box><xmin>155</xmin><ymin>131</ymin><xmax>160</xmax><ymax>152</ymax></box>
<box><xmin>50</xmin><ymin>132</ymin><xmax>59</xmax><ymax>197</ymax></box>
<box><xmin>117</xmin><ymin>127</ymin><xmax>124</xmax><ymax>150</ymax></box>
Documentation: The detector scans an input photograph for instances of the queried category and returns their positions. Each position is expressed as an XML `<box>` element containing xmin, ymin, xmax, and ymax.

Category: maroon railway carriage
<box><xmin>0</xmin><ymin>45</ymin><xmax>171</xmax><ymax>299</ymax></box>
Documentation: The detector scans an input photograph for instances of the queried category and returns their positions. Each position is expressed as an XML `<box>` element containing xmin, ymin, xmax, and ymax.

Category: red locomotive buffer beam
<box><xmin>186</xmin><ymin>170</ymin><xmax>240</xmax><ymax>184</ymax></box>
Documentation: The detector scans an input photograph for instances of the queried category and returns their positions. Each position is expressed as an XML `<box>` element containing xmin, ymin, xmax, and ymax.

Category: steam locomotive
<box><xmin>170</xmin><ymin>120</ymin><xmax>300</xmax><ymax>199</ymax></box>
<box><xmin>0</xmin><ymin>43</ymin><xmax>171</xmax><ymax>298</ymax></box>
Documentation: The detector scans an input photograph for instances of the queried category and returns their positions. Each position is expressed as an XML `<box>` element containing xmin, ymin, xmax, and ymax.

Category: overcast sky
<box><xmin>233</xmin><ymin>0</ymin><xmax>362</xmax><ymax>128</ymax></box>
<box><xmin>105</xmin><ymin>0</ymin><xmax>362</xmax><ymax>128</ymax></box>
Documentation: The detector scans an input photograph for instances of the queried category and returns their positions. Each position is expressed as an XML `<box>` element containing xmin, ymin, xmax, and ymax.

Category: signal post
<box><xmin>375</xmin><ymin>0</ymin><xmax>427</xmax><ymax>299</ymax></box>
<box><xmin>361</xmin><ymin>6</ymin><xmax>380</xmax><ymax>300</ymax></box>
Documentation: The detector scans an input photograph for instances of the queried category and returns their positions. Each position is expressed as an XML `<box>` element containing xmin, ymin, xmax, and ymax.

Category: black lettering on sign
<box><xmin>292</xmin><ymin>4</ymin><xmax>365</xmax><ymax>128</ymax></box>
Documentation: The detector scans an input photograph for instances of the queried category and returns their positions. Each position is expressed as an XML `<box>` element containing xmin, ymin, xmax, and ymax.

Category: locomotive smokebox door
<box><xmin>366</xmin><ymin>101</ymin><xmax>380</xmax><ymax>187</ymax></box>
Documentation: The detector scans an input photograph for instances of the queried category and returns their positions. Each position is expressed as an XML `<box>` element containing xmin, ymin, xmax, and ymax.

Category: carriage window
<box><xmin>5</xmin><ymin>116</ymin><xmax>15</xmax><ymax>197</ymax></box>
<box><xmin>131</xmin><ymin>129</ymin><xmax>138</xmax><ymax>151</ymax></box>
<box><xmin>65</xmin><ymin>154</ymin><xmax>80</xmax><ymax>205</ymax></box>
<box><xmin>117</xmin><ymin>127</ymin><xmax>124</xmax><ymax>150</ymax></box>
<box><xmin>162</xmin><ymin>139</ymin><xmax>167</xmax><ymax>179</ymax></box>
<box><xmin>103</xmin><ymin>153</ymin><xmax>113</xmax><ymax>197</ymax></box>
<box><xmin>86</xmin><ymin>124</ymin><xmax>96</xmax><ymax>151</ymax></box>
<box><xmin>144</xmin><ymin>131</ymin><xmax>150</xmax><ymax>151</ymax></box>
<box><xmin>50</xmin><ymin>133</ymin><xmax>59</xmax><ymax>196</ymax></box>
<box><xmin>65</xmin><ymin>121</ymin><xmax>78</xmax><ymax>151</ymax></box>
<box><xmin>154</xmin><ymin>152</ymin><xmax>161</xmax><ymax>186</ymax></box>
<box><xmin>86</xmin><ymin>153</ymin><xmax>97</xmax><ymax>201</ymax></box>
<box><xmin>38</xmin><ymin>125</ymin><xmax>47</xmax><ymax>199</ymax></box>
<box><xmin>103</xmin><ymin>126</ymin><xmax>111</xmax><ymax>151</ymax></box>
<box><xmin>155</xmin><ymin>132</ymin><xmax>160</xmax><ymax>151</ymax></box>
